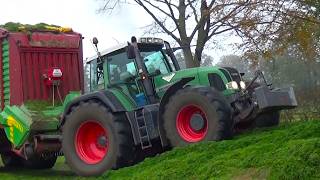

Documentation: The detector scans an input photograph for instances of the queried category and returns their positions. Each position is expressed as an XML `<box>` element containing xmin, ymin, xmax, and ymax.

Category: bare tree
<box><xmin>99</xmin><ymin>0</ymin><xmax>320</xmax><ymax>68</ymax></box>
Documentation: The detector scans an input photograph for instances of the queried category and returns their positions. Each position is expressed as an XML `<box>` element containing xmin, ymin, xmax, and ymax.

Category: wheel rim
<box><xmin>75</xmin><ymin>121</ymin><xmax>108</xmax><ymax>164</ymax></box>
<box><xmin>176</xmin><ymin>104</ymin><xmax>208</xmax><ymax>142</ymax></box>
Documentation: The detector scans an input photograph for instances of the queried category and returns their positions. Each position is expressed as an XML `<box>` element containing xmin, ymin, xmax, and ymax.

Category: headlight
<box><xmin>226</xmin><ymin>81</ymin><xmax>238</xmax><ymax>90</ymax></box>
<box><xmin>240</xmin><ymin>81</ymin><xmax>246</xmax><ymax>89</ymax></box>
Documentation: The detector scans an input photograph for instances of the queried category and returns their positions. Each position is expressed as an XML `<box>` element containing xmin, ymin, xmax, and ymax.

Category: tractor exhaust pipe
<box><xmin>127</xmin><ymin>36</ymin><xmax>158</xmax><ymax>104</ymax></box>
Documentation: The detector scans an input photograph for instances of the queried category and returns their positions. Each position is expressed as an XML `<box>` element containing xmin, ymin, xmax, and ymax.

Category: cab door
<box><xmin>104</xmin><ymin>50</ymin><xmax>143</xmax><ymax>109</ymax></box>
<box><xmin>142</xmin><ymin>50</ymin><xmax>176</xmax><ymax>98</ymax></box>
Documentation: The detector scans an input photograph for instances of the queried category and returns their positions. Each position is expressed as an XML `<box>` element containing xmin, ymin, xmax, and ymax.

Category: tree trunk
<box><xmin>183</xmin><ymin>47</ymin><xmax>199</xmax><ymax>68</ymax></box>
<box><xmin>194</xmin><ymin>47</ymin><xmax>204</xmax><ymax>66</ymax></box>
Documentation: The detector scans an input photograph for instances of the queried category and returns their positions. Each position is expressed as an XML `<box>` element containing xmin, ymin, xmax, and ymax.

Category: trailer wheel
<box><xmin>163</xmin><ymin>87</ymin><xmax>233</xmax><ymax>147</ymax></box>
<box><xmin>1</xmin><ymin>152</ymin><xmax>23</xmax><ymax>168</ymax></box>
<box><xmin>62</xmin><ymin>101</ymin><xmax>135</xmax><ymax>176</ymax></box>
<box><xmin>23</xmin><ymin>156</ymin><xmax>57</xmax><ymax>169</ymax></box>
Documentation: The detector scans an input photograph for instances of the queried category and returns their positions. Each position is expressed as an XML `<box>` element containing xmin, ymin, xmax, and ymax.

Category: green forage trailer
<box><xmin>0</xmin><ymin>26</ymin><xmax>83</xmax><ymax>168</ymax></box>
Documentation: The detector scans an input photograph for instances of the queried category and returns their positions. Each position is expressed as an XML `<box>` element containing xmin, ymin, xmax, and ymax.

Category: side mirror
<box><xmin>154</xmin><ymin>69</ymin><xmax>161</xmax><ymax>76</ymax></box>
<box><xmin>127</xmin><ymin>44</ymin><xmax>136</xmax><ymax>59</ymax></box>
<box><xmin>92</xmin><ymin>37</ymin><xmax>99</xmax><ymax>47</ymax></box>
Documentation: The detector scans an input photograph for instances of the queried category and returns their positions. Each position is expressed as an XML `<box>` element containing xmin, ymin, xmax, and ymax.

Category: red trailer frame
<box><xmin>0</xmin><ymin>28</ymin><xmax>84</xmax><ymax>107</ymax></box>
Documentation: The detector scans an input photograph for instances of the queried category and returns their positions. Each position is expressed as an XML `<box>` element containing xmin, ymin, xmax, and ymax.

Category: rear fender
<box><xmin>59</xmin><ymin>90</ymin><xmax>125</xmax><ymax>128</ymax></box>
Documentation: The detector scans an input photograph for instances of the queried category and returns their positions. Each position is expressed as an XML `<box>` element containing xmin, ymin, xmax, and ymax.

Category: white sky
<box><xmin>0</xmin><ymin>0</ymin><xmax>240</xmax><ymax>63</ymax></box>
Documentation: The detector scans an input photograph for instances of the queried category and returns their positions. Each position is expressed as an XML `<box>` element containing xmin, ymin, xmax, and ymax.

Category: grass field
<box><xmin>0</xmin><ymin>120</ymin><xmax>319</xmax><ymax>180</ymax></box>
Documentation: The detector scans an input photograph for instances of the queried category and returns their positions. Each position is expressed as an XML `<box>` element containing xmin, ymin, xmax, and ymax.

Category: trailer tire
<box><xmin>62</xmin><ymin>101</ymin><xmax>135</xmax><ymax>176</ymax></box>
<box><xmin>163</xmin><ymin>87</ymin><xmax>233</xmax><ymax>147</ymax></box>
<box><xmin>1</xmin><ymin>152</ymin><xmax>23</xmax><ymax>168</ymax></box>
<box><xmin>23</xmin><ymin>156</ymin><xmax>57</xmax><ymax>169</ymax></box>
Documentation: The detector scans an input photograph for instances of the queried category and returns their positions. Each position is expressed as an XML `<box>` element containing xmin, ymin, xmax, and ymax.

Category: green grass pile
<box><xmin>0</xmin><ymin>22</ymin><xmax>71</xmax><ymax>33</ymax></box>
<box><xmin>104</xmin><ymin>120</ymin><xmax>320</xmax><ymax>180</ymax></box>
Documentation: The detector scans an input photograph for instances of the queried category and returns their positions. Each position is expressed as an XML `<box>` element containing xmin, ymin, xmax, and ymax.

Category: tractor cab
<box><xmin>87</xmin><ymin>37</ymin><xmax>179</xmax><ymax>107</ymax></box>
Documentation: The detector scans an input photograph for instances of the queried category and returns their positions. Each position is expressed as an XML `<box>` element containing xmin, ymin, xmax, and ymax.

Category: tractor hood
<box><xmin>154</xmin><ymin>66</ymin><xmax>233</xmax><ymax>97</ymax></box>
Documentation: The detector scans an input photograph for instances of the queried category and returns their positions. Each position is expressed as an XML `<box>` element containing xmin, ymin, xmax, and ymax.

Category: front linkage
<box><xmin>231</xmin><ymin>70</ymin><xmax>298</xmax><ymax>124</ymax></box>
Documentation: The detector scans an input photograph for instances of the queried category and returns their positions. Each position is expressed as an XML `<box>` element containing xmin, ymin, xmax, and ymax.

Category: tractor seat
<box><xmin>120</xmin><ymin>72</ymin><xmax>134</xmax><ymax>82</ymax></box>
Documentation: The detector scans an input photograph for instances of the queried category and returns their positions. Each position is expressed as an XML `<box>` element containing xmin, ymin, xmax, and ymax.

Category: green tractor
<box><xmin>61</xmin><ymin>37</ymin><xmax>297</xmax><ymax>176</ymax></box>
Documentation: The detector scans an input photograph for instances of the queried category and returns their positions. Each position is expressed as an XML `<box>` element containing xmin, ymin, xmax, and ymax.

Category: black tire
<box><xmin>23</xmin><ymin>155</ymin><xmax>57</xmax><ymax>169</ymax></box>
<box><xmin>163</xmin><ymin>87</ymin><xmax>233</xmax><ymax>147</ymax></box>
<box><xmin>246</xmin><ymin>82</ymin><xmax>280</xmax><ymax>128</ymax></box>
<box><xmin>62</xmin><ymin>101</ymin><xmax>135</xmax><ymax>176</ymax></box>
<box><xmin>1</xmin><ymin>152</ymin><xmax>23</xmax><ymax>168</ymax></box>
<box><xmin>253</xmin><ymin>111</ymin><xmax>280</xmax><ymax>128</ymax></box>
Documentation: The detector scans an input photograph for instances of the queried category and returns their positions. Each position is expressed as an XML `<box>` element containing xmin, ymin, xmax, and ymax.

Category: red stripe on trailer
<box><xmin>9</xmin><ymin>37</ymin><xmax>24</xmax><ymax>106</ymax></box>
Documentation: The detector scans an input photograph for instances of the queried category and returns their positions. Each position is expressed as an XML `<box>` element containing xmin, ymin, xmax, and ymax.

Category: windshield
<box><xmin>139</xmin><ymin>43</ymin><xmax>176</xmax><ymax>72</ymax></box>
<box><xmin>141</xmin><ymin>51</ymin><xmax>171</xmax><ymax>74</ymax></box>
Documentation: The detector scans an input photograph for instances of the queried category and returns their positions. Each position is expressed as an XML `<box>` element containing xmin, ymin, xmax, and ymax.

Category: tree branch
<box><xmin>133</xmin><ymin>0</ymin><xmax>181</xmax><ymax>43</ymax></box>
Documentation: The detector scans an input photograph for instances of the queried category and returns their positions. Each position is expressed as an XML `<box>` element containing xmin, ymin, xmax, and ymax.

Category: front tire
<box><xmin>62</xmin><ymin>101</ymin><xmax>135</xmax><ymax>176</ymax></box>
<box><xmin>163</xmin><ymin>87</ymin><xmax>233</xmax><ymax>147</ymax></box>
<box><xmin>246</xmin><ymin>82</ymin><xmax>280</xmax><ymax>128</ymax></box>
<box><xmin>253</xmin><ymin>111</ymin><xmax>280</xmax><ymax>128</ymax></box>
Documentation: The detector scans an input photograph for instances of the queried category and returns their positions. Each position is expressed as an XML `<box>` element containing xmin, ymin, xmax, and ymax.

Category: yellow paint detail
<box><xmin>6</xmin><ymin>116</ymin><xmax>24</xmax><ymax>143</ymax></box>
<box><xmin>44</xmin><ymin>26</ymin><xmax>73</xmax><ymax>33</ymax></box>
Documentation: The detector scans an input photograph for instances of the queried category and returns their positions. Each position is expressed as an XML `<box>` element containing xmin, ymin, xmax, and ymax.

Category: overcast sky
<box><xmin>0</xmin><ymin>0</ymin><xmax>240</xmax><ymax>63</ymax></box>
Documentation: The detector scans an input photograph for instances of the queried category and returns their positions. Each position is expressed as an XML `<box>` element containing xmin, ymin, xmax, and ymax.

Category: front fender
<box><xmin>157</xmin><ymin>77</ymin><xmax>194</xmax><ymax>147</ymax></box>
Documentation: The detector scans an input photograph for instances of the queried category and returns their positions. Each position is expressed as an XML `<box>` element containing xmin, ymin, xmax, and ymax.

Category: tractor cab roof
<box><xmin>86</xmin><ymin>37</ymin><xmax>164</xmax><ymax>63</ymax></box>
<box><xmin>86</xmin><ymin>43</ymin><xmax>127</xmax><ymax>63</ymax></box>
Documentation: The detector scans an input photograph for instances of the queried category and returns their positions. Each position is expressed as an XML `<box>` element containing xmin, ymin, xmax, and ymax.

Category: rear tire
<box><xmin>62</xmin><ymin>101</ymin><xmax>135</xmax><ymax>176</ymax></box>
<box><xmin>163</xmin><ymin>87</ymin><xmax>233</xmax><ymax>147</ymax></box>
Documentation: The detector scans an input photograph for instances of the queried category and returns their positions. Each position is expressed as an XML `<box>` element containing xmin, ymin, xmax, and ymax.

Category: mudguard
<box><xmin>59</xmin><ymin>90</ymin><xmax>125</xmax><ymax>128</ymax></box>
<box><xmin>158</xmin><ymin>77</ymin><xmax>195</xmax><ymax>147</ymax></box>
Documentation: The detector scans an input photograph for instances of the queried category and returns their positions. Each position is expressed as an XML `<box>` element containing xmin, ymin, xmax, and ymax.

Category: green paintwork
<box><xmin>0</xmin><ymin>91</ymin><xmax>81</xmax><ymax>147</ymax></box>
<box><xmin>0</xmin><ymin>105</ymin><xmax>32</xmax><ymax>148</ymax></box>
<box><xmin>109</xmin><ymin>88</ymin><xmax>136</xmax><ymax>111</ymax></box>
<box><xmin>1</xmin><ymin>40</ymin><xmax>10</xmax><ymax>107</ymax></box>
<box><xmin>62</xmin><ymin>91</ymin><xmax>81</xmax><ymax>110</ymax></box>
<box><xmin>153</xmin><ymin>66</ymin><xmax>235</xmax><ymax>98</ymax></box>
<box><xmin>102</xmin><ymin>66</ymin><xmax>235</xmax><ymax>111</ymax></box>
<box><xmin>88</xmin><ymin>45</ymin><xmax>235</xmax><ymax>111</ymax></box>
<box><xmin>87</xmin><ymin>47</ymin><xmax>236</xmax><ymax>111</ymax></box>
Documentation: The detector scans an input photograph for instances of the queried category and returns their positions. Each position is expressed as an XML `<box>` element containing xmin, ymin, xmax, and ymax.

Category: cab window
<box><xmin>142</xmin><ymin>51</ymin><xmax>170</xmax><ymax>75</ymax></box>
<box><xmin>164</xmin><ymin>53</ymin><xmax>176</xmax><ymax>71</ymax></box>
<box><xmin>89</xmin><ymin>59</ymin><xmax>104</xmax><ymax>91</ymax></box>
<box><xmin>107</xmin><ymin>51</ymin><xmax>137</xmax><ymax>84</ymax></box>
